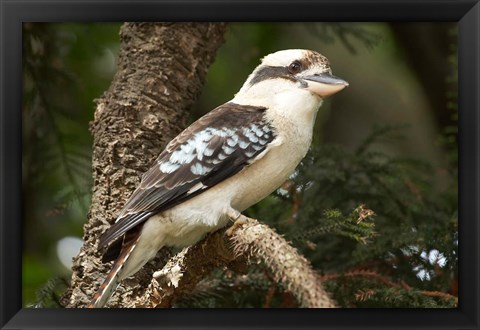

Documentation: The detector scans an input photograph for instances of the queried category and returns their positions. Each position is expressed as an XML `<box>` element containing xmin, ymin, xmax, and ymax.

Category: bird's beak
<box><xmin>300</xmin><ymin>73</ymin><xmax>349</xmax><ymax>98</ymax></box>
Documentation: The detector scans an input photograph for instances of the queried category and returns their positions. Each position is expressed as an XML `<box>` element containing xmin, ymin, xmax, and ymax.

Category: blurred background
<box><xmin>22</xmin><ymin>22</ymin><xmax>457</xmax><ymax>307</ymax></box>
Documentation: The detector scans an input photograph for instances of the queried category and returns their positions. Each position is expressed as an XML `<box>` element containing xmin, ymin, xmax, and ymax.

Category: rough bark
<box><xmin>61</xmin><ymin>22</ymin><xmax>227</xmax><ymax>308</ymax></box>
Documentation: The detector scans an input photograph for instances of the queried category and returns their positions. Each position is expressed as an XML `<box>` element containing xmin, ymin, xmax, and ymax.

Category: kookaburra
<box><xmin>88</xmin><ymin>49</ymin><xmax>348</xmax><ymax>307</ymax></box>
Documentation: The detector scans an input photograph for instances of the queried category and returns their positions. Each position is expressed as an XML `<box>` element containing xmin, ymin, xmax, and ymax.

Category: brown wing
<box><xmin>98</xmin><ymin>102</ymin><xmax>276</xmax><ymax>250</ymax></box>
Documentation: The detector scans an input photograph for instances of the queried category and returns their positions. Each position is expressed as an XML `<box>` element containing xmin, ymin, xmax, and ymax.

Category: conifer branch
<box><xmin>419</xmin><ymin>290</ymin><xmax>458</xmax><ymax>303</ymax></box>
<box><xmin>320</xmin><ymin>269</ymin><xmax>458</xmax><ymax>305</ymax></box>
<box><xmin>319</xmin><ymin>269</ymin><xmax>409</xmax><ymax>289</ymax></box>
<box><xmin>229</xmin><ymin>217</ymin><xmax>336</xmax><ymax>307</ymax></box>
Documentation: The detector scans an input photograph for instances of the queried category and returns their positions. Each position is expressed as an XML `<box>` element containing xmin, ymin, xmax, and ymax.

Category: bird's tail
<box><xmin>86</xmin><ymin>237</ymin><xmax>139</xmax><ymax>308</ymax></box>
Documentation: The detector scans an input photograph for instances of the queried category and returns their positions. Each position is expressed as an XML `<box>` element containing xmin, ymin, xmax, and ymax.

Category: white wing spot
<box><xmin>170</xmin><ymin>149</ymin><xmax>196</xmax><ymax>164</ymax></box>
<box><xmin>159</xmin><ymin>161</ymin><xmax>181</xmax><ymax>173</ymax></box>
<box><xmin>245</xmin><ymin>150</ymin><xmax>256</xmax><ymax>158</ymax></box>
<box><xmin>251</xmin><ymin>124</ymin><xmax>264</xmax><ymax>137</ymax></box>
<box><xmin>180</xmin><ymin>142</ymin><xmax>194</xmax><ymax>155</ymax></box>
<box><xmin>204</xmin><ymin>147</ymin><xmax>214</xmax><ymax>156</ymax></box>
<box><xmin>243</xmin><ymin>128</ymin><xmax>259</xmax><ymax>143</ymax></box>
<box><xmin>196</xmin><ymin>141</ymin><xmax>209</xmax><ymax>161</ymax></box>
<box><xmin>222</xmin><ymin>127</ymin><xmax>235</xmax><ymax>136</ymax></box>
<box><xmin>223</xmin><ymin>146</ymin><xmax>235</xmax><ymax>155</ymax></box>
<box><xmin>239</xmin><ymin>140</ymin><xmax>250</xmax><ymax>149</ymax></box>
<box><xmin>213</xmin><ymin>130</ymin><xmax>227</xmax><ymax>137</ymax></box>
<box><xmin>190</xmin><ymin>162</ymin><xmax>210</xmax><ymax>175</ymax></box>
<box><xmin>227</xmin><ymin>138</ymin><xmax>237</xmax><ymax>147</ymax></box>
<box><xmin>196</xmin><ymin>129</ymin><xmax>214</xmax><ymax>142</ymax></box>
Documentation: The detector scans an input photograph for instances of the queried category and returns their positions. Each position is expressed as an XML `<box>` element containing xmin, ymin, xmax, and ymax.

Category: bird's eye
<box><xmin>288</xmin><ymin>61</ymin><xmax>302</xmax><ymax>74</ymax></box>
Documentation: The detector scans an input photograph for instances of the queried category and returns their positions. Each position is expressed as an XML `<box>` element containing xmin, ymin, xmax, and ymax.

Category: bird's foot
<box><xmin>225</xmin><ymin>207</ymin><xmax>249</xmax><ymax>236</ymax></box>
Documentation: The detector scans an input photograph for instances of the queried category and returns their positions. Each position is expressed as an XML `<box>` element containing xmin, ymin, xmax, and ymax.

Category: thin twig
<box><xmin>320</xmin><ymin>269</ymin><xmax>458</xmax><ymax>305</ymax></box>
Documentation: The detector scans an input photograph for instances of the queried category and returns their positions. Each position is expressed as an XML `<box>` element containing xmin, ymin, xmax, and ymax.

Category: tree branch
<box><xmin>132</xmin><ymin>217</ymin><xmax>337</xmax><ymax>308</ymax></box>
<box><xmin>230</xmin><ymin>217</ymin><xmax>337</xmax><ymax>308</ymax></box>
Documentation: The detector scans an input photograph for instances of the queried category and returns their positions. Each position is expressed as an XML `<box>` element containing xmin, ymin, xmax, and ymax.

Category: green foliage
<box><xmin>176</xmin><ymin>269</ymin><xmax>275</xmax><ymax>308</ymax></box>
<box><xmin>23</xmin><ymin>23</ymin><xmax>119</xmax><ymax>216</ymax></box>
<box><xmin>22</xmin><ymin>23</ymin><xmax>120</xmax><ymax>306</ymax></box>
<box><xmin>291</xmin><ymin>125</ymin><xmax>457</xmax><ymax>307</ymax></box>
<box><xmin>305</xmin><ymin>23</ymin><xmax>384</xmax><ymax>54</ymax></box>
<box><xmin>27</xmin><ymin>277</ymin><xmax>69</xmax><ymax>308</ymax></box>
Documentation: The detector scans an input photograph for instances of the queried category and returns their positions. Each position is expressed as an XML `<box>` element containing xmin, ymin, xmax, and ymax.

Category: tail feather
<box><xmin>86</xmin><ymin>237</ymin><xmax>139</xmax><ymax>308</ymax></box>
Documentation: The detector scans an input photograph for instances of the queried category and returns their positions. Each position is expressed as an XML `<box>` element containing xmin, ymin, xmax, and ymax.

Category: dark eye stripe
<box><xmin>249</xmin><ymin>65</ymin><xmax>298</xmax><ymax>86</ymax></box>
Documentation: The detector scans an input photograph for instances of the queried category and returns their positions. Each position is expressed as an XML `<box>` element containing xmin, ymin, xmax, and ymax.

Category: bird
<box><xmin>87</xmin><ymin>49</ymin><xmax>348</xmax><ymax>308</ymax></box>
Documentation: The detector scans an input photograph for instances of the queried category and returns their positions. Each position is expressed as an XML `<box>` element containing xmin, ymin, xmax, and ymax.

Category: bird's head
<box><xmin>233</xmin><ymin>49</ymin><xmax>348</xmax><ymax>106</ymax></box>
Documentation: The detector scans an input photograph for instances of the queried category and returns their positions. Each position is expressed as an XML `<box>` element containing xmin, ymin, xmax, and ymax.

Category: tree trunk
<box><xmin>61</xmin><ymin>22</ymin><xmax>227</xmax><ymax>308</ymax></box>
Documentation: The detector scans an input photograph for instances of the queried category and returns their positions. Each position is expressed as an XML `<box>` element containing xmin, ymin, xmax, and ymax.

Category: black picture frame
<box><xmin>1</xmin><ymin>0</ymin><xmax>479</xmax><ymax>329</ymax></box>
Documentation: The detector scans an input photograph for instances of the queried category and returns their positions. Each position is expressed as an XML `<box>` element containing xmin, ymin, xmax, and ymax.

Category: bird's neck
<box><xmin>232</xmin><ymin>79</ymin><xmax>323</xmax><ymax>131</ymax></box>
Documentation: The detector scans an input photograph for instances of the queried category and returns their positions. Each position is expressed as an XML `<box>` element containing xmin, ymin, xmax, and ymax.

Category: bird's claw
<box><xmin>226</xmin><ymin>217</ymin><xmax>248</xmax><ymax>236</ymax></box>
<box><xmin>225</xmin><ymin>207</ymin><xmax>249</xmax><ymax>236</ymax></box>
